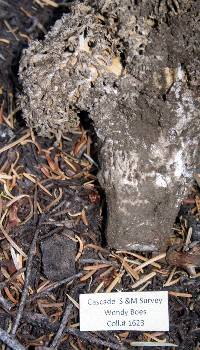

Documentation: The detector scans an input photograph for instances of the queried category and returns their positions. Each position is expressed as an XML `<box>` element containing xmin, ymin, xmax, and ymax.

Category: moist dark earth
<box><xmin>0</xmin><ymin>1</ymin><xmax>200</xmax><ymax>349</ymax></box>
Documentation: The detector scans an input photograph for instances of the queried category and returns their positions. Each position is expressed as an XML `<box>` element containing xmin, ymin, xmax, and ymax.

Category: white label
<box><xmin>80</xmin><ymin>291</ymin><xmax>169</xmax><ymax>332</ymax></box>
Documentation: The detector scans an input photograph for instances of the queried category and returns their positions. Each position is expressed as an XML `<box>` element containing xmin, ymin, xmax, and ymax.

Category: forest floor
<box><xmin>0</xmin><ymin>1</ymin><xmax>200</xmax><ymax>349</ymax></box>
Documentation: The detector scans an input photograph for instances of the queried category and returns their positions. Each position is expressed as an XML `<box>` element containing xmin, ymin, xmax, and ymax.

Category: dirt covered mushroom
<box><xmin>19</xmin><ymin>0</ymin><xmax>153</xmax><ymax>138</ymax></box>
<box><xmin>19</xmin><ymin>0</ymin><xmax>200</xmax><ymax>251</ymax></box>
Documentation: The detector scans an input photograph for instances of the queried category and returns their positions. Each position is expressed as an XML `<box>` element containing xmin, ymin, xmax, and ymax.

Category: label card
<box><xmin>80</xmin><ymin>291</ymin><xmax>169</xmax><ymax>332</ymax></box>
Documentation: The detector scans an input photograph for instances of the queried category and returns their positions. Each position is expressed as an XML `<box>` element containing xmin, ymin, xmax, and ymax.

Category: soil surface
<box><xmin>0</xmin><ymin>1</ymin><xmax>200</xmax><ymax>350</ymax></box>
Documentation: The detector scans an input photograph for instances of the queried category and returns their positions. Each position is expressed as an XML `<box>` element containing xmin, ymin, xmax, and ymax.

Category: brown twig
<box><xmin>0</xmin><ymin>326</ymin><xmax>25</xmax><ymax>350</ymax></box>
<box><xmin>67</xmin><ymin>329</ymin><xmax>127</xmax><ymax>350</ymax></box>
<box><xmin>23</xmin><ymin>312</ymin><xmax>126</xmax><ymax>350</ymax></box>
<box><xmin>28</xmin><ymin>272</ymin><xmax>83</xmax><ymax>303</ymax></box>
<box><xmin>0</xmin><ymin>131</ymin><xmax>31</xmax><ymax>155</ymax></box>
<box><xmin>79</xmin><ymin>258</ymin><xmax>118</xmax><ymax>268</ymax></box>
<box><xmin>11</xmin><ymin>222</ymin><xmax>41</xmax><ymax>335</ymax></box>
<box><xmin>50</xmin><ymin>303</ymin><xmax>73</xmax><ymax>349</ymax></box>
<box><xmin>11</xmin><ymin>188</ymin><xmax>40</xmax><ymax>335</ymax></box>
<box><xmin>4</xmin><ymin>20</ymin><xmax>19</xmax><ymax>41</ymax></box>
<box><xmin>0</xmin><ymin>268</ymin><xmax>26</xmax><ymax>290</ymax></box>
<box><xmin>0</xmin><ymin>292</ymin><xmax>13</xmax><ymax>311</ymax></box>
